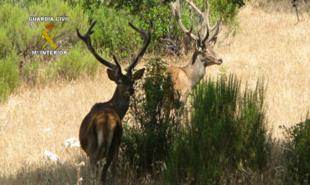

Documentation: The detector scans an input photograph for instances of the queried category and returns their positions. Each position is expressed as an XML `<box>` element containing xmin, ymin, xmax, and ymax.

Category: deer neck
<box><xmin>108</xmin><ymin>87</ymin><xmax>130</xmax><ymax>119</ymax></box>
<box><xmin>182</xmin><ymin>54</ymin><xmax>206</xmax><ymax>87</ymax></box>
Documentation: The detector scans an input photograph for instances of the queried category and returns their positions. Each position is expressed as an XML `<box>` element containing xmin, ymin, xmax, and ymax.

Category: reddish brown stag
<box><xmin>77</xmin><ymin>21</ymin><xmax>151</xmax><ymax>185</ymax></box>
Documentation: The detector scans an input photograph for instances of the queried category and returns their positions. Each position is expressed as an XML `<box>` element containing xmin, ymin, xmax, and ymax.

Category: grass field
<box><xmin>0</xmin><ymin>2</ymin><xmax>310</xmax><ymax>184</ymax></box>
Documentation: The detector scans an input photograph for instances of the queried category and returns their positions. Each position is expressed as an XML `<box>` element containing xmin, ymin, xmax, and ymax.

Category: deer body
<box><xmin>77</xmin><ymin>21</ymin><xmax>150</xmax><ymax>185</ymax></box>
<box><xmin>79</xmin><ymin>85</ymin><xmax>131</xmax><ymax>162</ymax></box>
<box><xmin>79</xmin><ymin>87</ymin><xmax>128</xmax><ymax>184</ymax></box>
<box><xmin>167</xmin><ymin>55</ymin><xmax>206</xmax><ymax>102</ymax></box>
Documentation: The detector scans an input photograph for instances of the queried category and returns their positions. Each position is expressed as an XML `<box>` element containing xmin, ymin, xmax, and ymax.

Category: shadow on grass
<box><xmin>0</xmin><ymin>154</ymin><xmax>160</xmax><ymax>185</ymax></box>
<box><xmin>0</xmin><ymin>156</ymin><xmax>91</xmax><ymax>185</ymax></box>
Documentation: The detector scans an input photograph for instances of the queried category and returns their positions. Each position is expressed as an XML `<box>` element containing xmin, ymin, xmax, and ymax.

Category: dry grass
<box><xmin>0</xmin><ymin>73</ymin><xmax>115</xmax><ymax>184</ymax></box>
<box><xmin>1</xmin><ymin>2</ymin><xmax>310</xmax><ymax>184</ymax></box>
<box><xmin>204</xmin><ymin>3</ymin><xmax>310</xmax><ymax>138</ymax></box>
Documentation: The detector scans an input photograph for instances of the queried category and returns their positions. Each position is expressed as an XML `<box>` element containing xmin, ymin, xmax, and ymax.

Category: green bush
<box><xmin>0</xmin><ymin>0</ymin><xmax>88</xmax><ymax>88</ymax></box>
<box><xmin>90</xmin><ymin>7</ymin><xmax>142</xmax><ymax>59</ymax></box>
<box><xmin>21</xmin><ymin>45</ymin><xmax>100</xmax><ymax>84</ymax></box>
<box><xmin>90</xmin><ymin>0</ymin><xmax>239</xmax><ymax>53</ymax></box>
<box><xmin>0</xmin><ymin>3</ymin><xmax>29</xmax><ymax>58</ymax></box>
<box><xmin>48</xmin><ymin>45</ymin><xmax>99</xmax><ymax>80</ymax></box>
<box><xmin>0</xmin><ymin>54</ymin><xmax>19</xmax><ymax>102</ymax></box>
<box><xmin>122</xmin><ymin>57</ymin><xmax>179</xmax><ymax>175</ymax></box>
<box><xmin>0</xmin><ymin>0</ymin><xmax>87</xmax><ymax>58</ymax></box>
<box><xmin>136</xmin><ymin>2</ymin><xmax>176</xmax><ymax>52</ymax></box>
<box><xmin>284</xmin><ymin>119</ymin><xmax>310</xmax><ymax>185</ymax></box>
<box><xmin>165</xmin><ymin>75</ymin><xmax>270</xmax><ymax>184</ymax></box>
<box><xmin>207</xmin><ymin>0</ymin><xmax>239</xmax><ymax>25</ymax></box>
<box><xmin>28</xmin><ymin>0</ymin><xmax>88</xmax><ymax>46</ymax></box>
<box><xmin>126</xmin><ymin>0</ymin><xmax>178</xmax><ymax>52</ymax></box>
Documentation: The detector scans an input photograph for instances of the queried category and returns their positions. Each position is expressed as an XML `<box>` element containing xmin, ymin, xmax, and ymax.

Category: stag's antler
<box><xmin>171</xmin><ymin>0</ymin><xmax>221</xmax><ymax>47</ymax></box>
<box><xmin>171</xmin><ymin>0</ymin><xmax>200</xmax><ymax>41</ymax></box>
<box><xmin>127</xmin><ymin>22</ymin><xmax>151</xmax><ymax>73</ymax></box>
<box><xmin>76</xmin><ymin>21</ymin><xmax>119</xmax><ymax>70</ymax></box>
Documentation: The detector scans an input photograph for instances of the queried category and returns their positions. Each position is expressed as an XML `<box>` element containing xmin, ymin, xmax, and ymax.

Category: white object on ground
<box><xmin>41</xmin><ymin>128</ymin><xmax>52</xmax><ymax>133</ymax></box>
<box><xmin>64</xmin><ymin>137</ymin><xmax>81</xmax><ymax>148</ymax></box>
<box><xmin>43</xmin><ymin>150</ymin><xmax>59</xmax><ymax>162</ymax></box>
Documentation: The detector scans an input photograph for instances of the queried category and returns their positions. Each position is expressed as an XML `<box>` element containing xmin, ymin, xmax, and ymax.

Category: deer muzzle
<box><xmin>215</xmin><ymin>58</ymin><xmax>223</xmax><ymax>65</ymax></box>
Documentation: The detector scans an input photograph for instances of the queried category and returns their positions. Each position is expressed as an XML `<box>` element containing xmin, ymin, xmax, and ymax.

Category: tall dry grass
<box><xmin>0</xmin><ymin>2</ymin><xmax>310</xmax><ymax>184</ymax></box>
<box><xmin>204</xmin><ymin>3</ymin><xmax>310</xmax><ymax>138</ymax></box>
<box><xmin>0</xmin><ymin>72</ymin><xmax>115</xmax><ymax>184</ymax></box>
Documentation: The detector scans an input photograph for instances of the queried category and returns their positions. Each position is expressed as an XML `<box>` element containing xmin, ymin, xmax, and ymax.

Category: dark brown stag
<box><xmin>77</xmin><ymin>21</ymin><xmax>151</xmax><ymax>185</ymax></box>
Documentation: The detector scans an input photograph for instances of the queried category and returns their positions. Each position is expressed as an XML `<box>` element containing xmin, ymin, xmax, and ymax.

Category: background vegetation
<box><xmin>0</xmin><ymin>0</ymin><xmax>310</xmax><ymax>184</ymax></box>
<box><xmin>165</xmin><ymin>75</ymin><xmax>270</xmax><ymax>184</ymax></box>
<box><xmin>123</xmin><ymin>58</ymin><xmax>176</xmax><ymax>175</ymax></box>
<box><xmin>0</xmin><ymin>0</ymin><xmax>241</xmax><ymax>102</ymax></box>
<box><xmin>283</xmin><ymin>119</ymin><xmax>310</xmax><ymax>185</ymax></box>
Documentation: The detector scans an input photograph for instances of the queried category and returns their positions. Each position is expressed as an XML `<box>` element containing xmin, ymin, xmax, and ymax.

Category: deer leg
<box><xmin>99</xmin><ymin>137</ymin><xmax>114</xmax><ymax>184</ymax></box>
<box><xmin>100</xmin><ymin>157</ymin><xmax>112</xmax><ymax>185</ymax></box>
<box><xmin>90</xmin><ymin>142</ymin><xmax>107</xmax><ymax>185</ymax></box>
<box><xmin>110</xmin><ymin>147</ymin><xmax>120</xmax><ymax>185</ymax></box>
<box><xmin>89</xmin><ymin>158</ymin><xmax>98</xmax><ymax>185</ymax></box>
<box><xmin>101</xmin><ymin>126</ymin><xmax>122</xmax><ymax>185</ymax></box>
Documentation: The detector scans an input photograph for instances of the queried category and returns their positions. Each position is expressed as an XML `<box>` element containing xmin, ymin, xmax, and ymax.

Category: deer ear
<box><xmin>133</xmin><ymin>68</ymin><xmax>145</xmax><ymax>80</ymax></box>
<box><xmin>107</xmin><ymin>69</ymin><xmax>119</xmax><ymax>81</ymax></box>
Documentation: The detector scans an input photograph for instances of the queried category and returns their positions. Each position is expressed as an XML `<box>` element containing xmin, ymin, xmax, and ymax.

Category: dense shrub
<box><xmin>86</xmin><ymin>0</ymin><xmax>240</xmax><ymax>53</ymax></box>
<box><xmin>95</xmin><ymin>0</ymin><xmax>176</xmax><ymax>41</ymax></box>
<box><xmin>90</xmin><ymin>7</ymin><xmax>142</xmax><ymax>59</ymax></box>
<box><xmin>0</xmin><ymin>0</ymin><xmax>241</xmax><ymax>102</ymax></box>
<box><xmin>47</xmin><ymin>45</ymin><xmax>99</xmax><ymax>80</ymax></box>
<box><xmin>0</xmin><ymin>2</ymin><xmax>31</xmax><ymax>58</ymax></box>
<box><xmin>0</xmin><ymin>54</ymin><xmax>19</xmax><ymax>102</ymax></box>
<box><xmin>284</xmin><ymin>119</ymin><xmax>310</xmax><ymax>185</ymax></box>
<box><xmin>0</xmin><ymin>0</ymin><xmax>88</xmax><ymax>99</ymax></box>
<box><xmin>20</xmin><ymin>45</ymin><xmax>99</xmax><ymax>84</ymax></box>
<box><xmin>122</xmin><ymin>57</ymin><xmax>179</xmax><ymax>175</ymax></box>
<box><xmin>134</xmin><ymin>2</ymin><xmax>177</xmax><ymax>53</ymax></box>
<box><xmin>165</xmin><ymin>75</ymin><xmax>270</xmax><ymax>184</ymax></box>
<box><xmin>0</xmin><ymin>0</ymin><xmax>87</xmax><ymax>58</ymax></box>
<box><xmin>207</xmin><ymin>0</ymin><xmax>239</xmax><ymax>25</ymax></box>
<box><xmin>107</xmin><ymin>0</ymin><xmax>240</xmax><ymax>25</ymax></box>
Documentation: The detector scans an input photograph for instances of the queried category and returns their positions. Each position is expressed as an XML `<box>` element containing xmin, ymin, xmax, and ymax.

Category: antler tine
<box><xmin>184</xmin><ymin>0</ymin><xmax>221</xmax><ymax>44</ymax></box>
<box><xmin>202</xmin><ymin>0</ymin><xmax>221</xmax><ymax>43</ymax></box>
<box><xmin>185</xmin><ymin>0</ymin><xmax>203</xmax><ymax>15</ymax></box>
<box><xmin>201</xmin><ymin>11</ymin><xmax>210</xmax><ymax>44</ymax></box>
<box><xmin>207</xmin><ymin>18</ymin><xmax>221</xmax><ymax>43</ymax></box>
<box><xmin>112</xmin><ymin>54</ymin><xmax>122</xmax><ymax>72</ymax></box>
<box><xmin>185</xmin><ymin>0</ymin><xmax>211</xmax><ymax>44</ymax></box>
<box><xmin>171</xmin><ymin>0</ymin><xmax>199</xmax><ymax>41</ymax></box>
<box><xmin>204</xmin><ymin>0</ymin><xmax>211</xmax><ymax>28</ymax></box>
<box><xmin>77</xmin><ymin>21</ymin><xmax>116</xmax><ymax>70</ymax></box>
<box><xmin>127</xmin><ymin>22</ymin><xmax>151</xmax><ymax>73</ymax></box>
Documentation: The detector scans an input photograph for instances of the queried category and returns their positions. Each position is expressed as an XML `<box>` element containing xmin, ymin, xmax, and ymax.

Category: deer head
<box><xmin>77</xmin><ymin>21</ymin><xmax>151</xmax><ymax>97</ymax></box>
<box><xmin>171</xmin><ymin>0</ymin><xmax>223</xmax><ymax>67</ymax></box>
